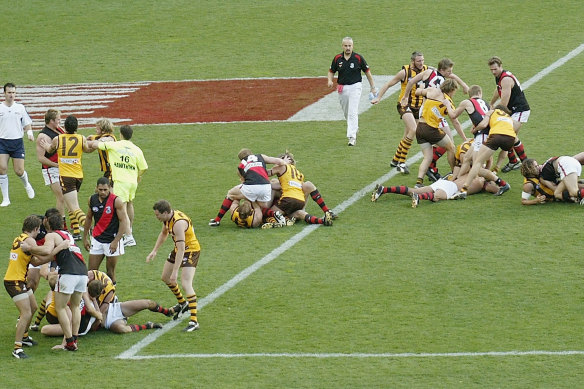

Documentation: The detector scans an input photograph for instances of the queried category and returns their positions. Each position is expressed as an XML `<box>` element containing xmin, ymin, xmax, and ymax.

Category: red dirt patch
<box><xmin>91</xmin><ymin>78</ymin><xmax>328</xmax><ymax>125</ymax></box>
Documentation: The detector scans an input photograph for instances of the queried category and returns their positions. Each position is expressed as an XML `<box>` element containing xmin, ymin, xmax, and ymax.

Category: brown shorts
<box><xmin>167</xmin><ymin>250</ymin><xmax>200</xmax><ymax>268</ymax></box>
<box><xmin>416</xmin><ymin>122</ymin><xmax>446</xmax><ymax>145</ymax></box>
<box><xmin>484</xmin><ymin>134</ymin><xmax>515</xmax><ymax>151</ymax></box>
<box><xmin>60</xmin><ymin>176</ymin><xmax>83</xmax><ymax>194</ymax></box>
<box><xmin>46</xmin><ymin>311</ymin><xmax>59</xmax><ymax>324</ymax></box>
<box><xmin>277</xmin><ymin>197</ymin><xmax>305</xmax><ymax>215</ymax></box>
<box><xmin>396</xmin><ymin>103</ymin><xmax>421</xmax><ymax>119</ymax></box>
<box><xmin>4</xmin><ymin>280</ymin><xmax>28</xmax><ymax>298</ymax></box>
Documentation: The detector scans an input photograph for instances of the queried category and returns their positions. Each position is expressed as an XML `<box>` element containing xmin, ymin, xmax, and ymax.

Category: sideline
<box><xmin>117</xmin><ymin>43</ymin><xmax>584</xmax><ymax>360</ymax></box>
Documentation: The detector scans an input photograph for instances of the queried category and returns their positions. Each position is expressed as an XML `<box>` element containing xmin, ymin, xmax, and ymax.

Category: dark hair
<box><xmin>64</xmin><ymin>115</ymin><xmax>78</xmax><ymax>134</ymax></box>
<box><xmin>47</xmin><ymin>213</ymin><xmax>64</xmax><ymax>230</ymax></box>
<box><xmin>22</xmin><ymin>215</ymin><xmax>42</xmax><ymax>233</ymax></box>
<box><xmin>153</xmin><ymin>199</ymin><xmax>172</xmax><ymax>214</ymax></box>
<box><xmin>96</xmin><ymin>177</ymin><xmax>110</xmax><ymax>186</ymax></box>
<box><xmin>120</xmin><ymin>125</ymin><xmax>133</xmax><ymax>140</ymax></box>
<box><xmin>44</xmin><ymin>208</ymin><xmax>61</xmax><ymax>218</ymax></box>
<box><xmin>4</xmin><ymin>82</ymin><xmax>16</xmax><ymax>92</ymax></box>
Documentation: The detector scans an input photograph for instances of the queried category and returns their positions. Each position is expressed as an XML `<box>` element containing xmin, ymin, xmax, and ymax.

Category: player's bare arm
<box><xmin>371</xmin><ymin>69</ymin><xmax>405</xmax><ymax>104</ymax></box>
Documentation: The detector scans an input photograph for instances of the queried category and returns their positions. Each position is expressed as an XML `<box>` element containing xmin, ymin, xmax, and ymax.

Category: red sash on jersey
<box><xmin>54</xmin><ymin>230</ymin><xmax>85</xmax><ymax>263</ymax></box>
<box><xmin>92</xmin><ymin>194</ymin><xmax>117</xmax><ymax>238</ymax></box>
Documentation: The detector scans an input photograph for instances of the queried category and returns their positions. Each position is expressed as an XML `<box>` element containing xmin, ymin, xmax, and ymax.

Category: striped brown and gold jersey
<box><xmin>278</xmin><ymin>164</ymin><xmax>305</xmax><ymax>202</ymax></box>
<box><xmin>231</xmin><ymin>207</ymin><xmax>254</xmax><ymax>228</ymax></box>
<box><xmin>165</xmin><ymin>210</ymin><xmax>201</xmax><ymax>253</ymax></box>
<box><xmin>89</xmin><ymin>270</ymin><xmax>116</xmax><ymax>306</ymax></box>
<box><xmin>523</xmin><ymin>177</ymin><xmax>554</xmax><ymax>200</ymax></box>
<box><xmin>455</xmin><ymin>139</ymin><xmax>474</xmax><ymax>167</ymax></box>
<box><xmin>420</xmin><ymin>94</ymin><xmax>455</xmax><ymax>128</ymax></box>
<box><xmin>398</xmin><ymin>64</ymin><xmax>428</xmax><ymax>109</ymax></box>
<box><xmin>56</xmin><ymin>133</ymin><xmax>85</xmax><ymax>178</ymax></box>
<box><xmin>4</xmin><ymin>233</ymin><xmax>33</xmax><ymax>282</ymax></box>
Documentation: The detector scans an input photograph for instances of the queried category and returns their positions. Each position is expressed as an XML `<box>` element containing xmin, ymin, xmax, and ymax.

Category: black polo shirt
<box><xmin>329</xmin><ymin>52</ymin><xmax>370</xmax><ymax>85</ymax></box>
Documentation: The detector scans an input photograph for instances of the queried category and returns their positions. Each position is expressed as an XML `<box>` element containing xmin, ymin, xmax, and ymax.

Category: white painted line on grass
<box><xmin>117</xmin><ymin>43</ymin><xmax>584</xmax><ymax>360</ymax></box>
<box><xmin>124</xmin><ymin>350</ymin><xmax>584</xmax><ymax>360</ymax></box>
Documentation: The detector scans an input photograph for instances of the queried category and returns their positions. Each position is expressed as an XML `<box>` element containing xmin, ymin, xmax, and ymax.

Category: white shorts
<box><xmin>56</xmin><ymin>274</ymin><xmax>88</xmax><ymax>295</ymax></box>
<box><xmin>240</xmin><ymin>183</ymin><xmax>272</xmax><ymax>202</ymax></box>
<box><xmin>511</xmin><ymin>110</ymin><xmax>530</xmax><ymax>123</ymax></box>
<box><xmin>557</xmin><ymin>156</ymin><xmax>582</xmax><ymax>180</ymax></box>
<box><xmin>473</xmin><ymin>133</ymin><xmax>488</xmax><ymax>151</ymax></box>
<box><xmin>430</xmin><ymin>179</ymin><xmax>459</xmax><ymax>199</ymax></box>
<box><xmin>105</xmin><ymin>301</ymin><xmax>126</xmax><ymax>329</ymax></box>
<box><xmin>42</xmin><ymin>167</ymin><xmax>60</xmax><ymax>186</ymax></box>
<box><xmin>89</xmin><ymin>236</ymin><xmax>124</xmax><ymax>256</ymax></box>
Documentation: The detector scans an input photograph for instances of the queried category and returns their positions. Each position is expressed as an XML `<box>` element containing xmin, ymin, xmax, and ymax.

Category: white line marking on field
<box><xmin>117</xmin><ymin>43</ymin><xmax>584</xmax><ymax>360</ymax></box>
<box><xmin>125</xmin><ymin>350</ymin><xmax>584</xmax><ymax>360</ymax></box>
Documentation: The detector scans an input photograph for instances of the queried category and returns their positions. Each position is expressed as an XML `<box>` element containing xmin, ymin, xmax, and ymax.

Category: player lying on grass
<box><xmin>520</xmin><ymin>157</ymin><xmax>584</xmax><ymax>205</ymax></box>
<box><xmin>371</xmin><ymin>173</ymin><xmax>500</xmax><ymax>208</ymax></box>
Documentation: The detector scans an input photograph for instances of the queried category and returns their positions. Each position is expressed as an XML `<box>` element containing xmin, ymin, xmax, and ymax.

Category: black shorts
<box><xmin>416</xmin><ymin>122</ymin><xmax>446</xmax><ymax>145</ymax></box>
<box><xmin>396</xmin><ymin>103</ymin><xmax>420</xmax><ymax>119</ymax></box>
<box><xmin>484</xmin><ymin>134</ymin><xmax>515</xmax><ymax>152</ymax></box>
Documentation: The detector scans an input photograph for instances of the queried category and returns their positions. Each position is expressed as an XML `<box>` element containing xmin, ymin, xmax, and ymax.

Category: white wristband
<box><xmin>27</xmin><ymin>129</ymin><xmax>33</xmax><ymax>137</ymax></box>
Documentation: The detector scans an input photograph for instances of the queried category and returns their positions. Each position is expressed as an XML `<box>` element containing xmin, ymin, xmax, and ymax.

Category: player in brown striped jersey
<box><xmin>371</xmin><ymin>51</ymin><xmax>428</xmax><ymax>174</ymax></box>
<box><xmin>147</xmin><ymin>200</ymin><xmax>201</xmax><ymax>332</ymax></box>
<box><xmin>87</xmin><ymin>118</ymin><xmax>116</xmax><ymax>183</ymax></box>
<box><xmin>267</xmin><ymin>152</ymin><xmax>333</xmax><ymax>227</ymax></box>
<box><xmin>4</xmin><ymin>215</ymin><xmax>43</xmax><ymax>359</ymax></box>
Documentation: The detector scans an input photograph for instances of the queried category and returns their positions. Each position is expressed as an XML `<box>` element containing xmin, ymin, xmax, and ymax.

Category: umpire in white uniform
<box><xmin>328</xmin><ymin>37</ymin><xmax>376</xmax><ymax>146</ymax></box>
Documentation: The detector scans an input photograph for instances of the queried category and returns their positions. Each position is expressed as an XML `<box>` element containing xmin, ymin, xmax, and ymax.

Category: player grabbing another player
<box><xmin>147</xmin><ymin>200</ymin><xmax>201</xmax><ymax>332</ymax></box>
<box><xmin>4</xmin><ymin>215</ymin><xmax>43</xmax><ymax>359</ymax></box>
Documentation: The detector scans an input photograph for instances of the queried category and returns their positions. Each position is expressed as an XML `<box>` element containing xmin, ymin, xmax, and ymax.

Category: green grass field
<box><xmin>2</xmin><ymin>1</ymin><xmax>584</xmax><ymax>387</ymax></box>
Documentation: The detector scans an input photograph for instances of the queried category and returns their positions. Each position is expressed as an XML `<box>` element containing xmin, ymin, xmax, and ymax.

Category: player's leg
<box><xmin>0</xmin><ymin>153</ymin><xmax>10</xmax><ymax>205</ymax></box>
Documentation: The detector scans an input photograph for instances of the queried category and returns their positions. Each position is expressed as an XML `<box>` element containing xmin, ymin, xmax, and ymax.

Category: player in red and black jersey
<box><xmin>83</xmin><ymin>177</ymin><xmax>129</xmax><ymax>284</ymax></box>
<box><xmin>488</xmin><ymin>56</ymin><xmax>530</xmax><ymax>173</ymax></box>
<box><xmin>23</xmin><ymin>213</ymin><xmax>88</xmax><ymax>351</ymax></box>
<box><xmin>36</xmin><ymin>109</ymin><xmax>67</xmax><ymax>225</ymax></box>
<box><xmin>209</xmin><ymin>149</ymin><xmax>290</xmax><ymax>226</ymax></box>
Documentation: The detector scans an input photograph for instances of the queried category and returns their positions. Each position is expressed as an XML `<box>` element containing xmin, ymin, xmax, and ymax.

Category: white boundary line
<box><xmin>117</xmin><ymin>43</ymin><xmax>584</xmax><ymax>360</ymax></box>
<box><xmin>126</xmin><ymin>350</ymin><xmax>584</xmax><ymax>360</ymax></box>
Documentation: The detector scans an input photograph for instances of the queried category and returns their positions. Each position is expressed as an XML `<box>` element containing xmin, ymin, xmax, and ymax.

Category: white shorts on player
<box><xmin>338</xmin><ymin>82</ymin><xmax>362</xmax><ymax>141</ymax></box>
<box><xmin>430</xmin><ymin>179</ymin><xmax>459</xmax><ymax>199</ymax></box>
<box><xmin>473</xmin><ymin>133</ymin><xmax>488</xmax><ymax>152</ymax></box>
<box><xmin>512</xmin><ymin>110</ymin><xmax>530</xmax><ymax>123</ymax></box>
<box><xmin>56</xmin><ymin>274</ymin><xmax>88</xmax><ymax>295</ymax></box>
<box><xmin>104</xmin><ymin>301</ymin><xmax>125</xmax><ymax>329</ymax></box>
<box><xmin>42</xmin><ymin>167</ymin><xmax>60</xmax><ymax>186</ymax></box>
<box><xmin>89</xmin><ymin>236</ymin><xmax>125</xmax><ymax>256</ymax></box>
<box><xmin>557</xmin><ymin>156</ymin><xmax>582</xmax><ymax>180</ymax></box>
<box><xmin>240</xmin><ymin>183</ymin><xmax>271</xmax><ymax>203</ymax></box>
